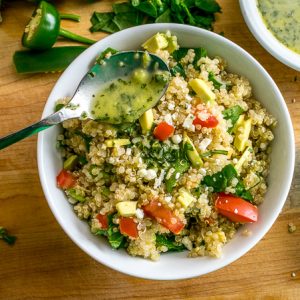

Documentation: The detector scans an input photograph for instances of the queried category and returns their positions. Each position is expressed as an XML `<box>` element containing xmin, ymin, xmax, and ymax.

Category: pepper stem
<box><xmin>60</xmin><ymin>13</ymin><xmax>81</xmax><ymax>22</ymax></box>
<box><xmin>59</xmin><ymin>28</ymin><xmax>96</xmax><ymax>45</ymax></box>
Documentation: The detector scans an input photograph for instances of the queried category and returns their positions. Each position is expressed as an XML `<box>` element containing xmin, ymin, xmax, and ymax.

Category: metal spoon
<box><xmin>0</xmin><ymin>51</ymin><xmax>169</xmax><ymax>150</ymax></box>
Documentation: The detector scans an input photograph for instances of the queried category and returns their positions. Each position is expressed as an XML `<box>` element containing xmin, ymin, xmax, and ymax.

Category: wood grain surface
<box><xmin>0</xmin><ymin>0</ymin><xmax>299</xmax><ymax>299</ymax></box>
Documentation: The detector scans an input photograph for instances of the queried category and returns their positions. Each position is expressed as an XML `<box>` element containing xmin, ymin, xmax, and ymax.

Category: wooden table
<box><xmin>0</xmin><ymin>0</ymin><xmax>299</xmax><ymax>299</ymax></box>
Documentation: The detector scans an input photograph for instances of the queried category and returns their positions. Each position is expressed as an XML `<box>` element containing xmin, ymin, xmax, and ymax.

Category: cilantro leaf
<box><xmin>195</xmin><ymin>0</ymin><xmax>221</xmax><ymax>13</ymax></box>
<box><xmin>95</xmin><ymin>214</ymin><xmax>127</xmax><ymax>249</ymax></box>
<box><xmin>202</xmin><ymin>164</ymin><xmax>253</xmax><ymax>202</ymax></box>
<box><xmin>156</xmin><ymin>234</ymin><xmax>187</xmax><ymax>252</ymax></box>
<box><xmin>223</xmin><ymin>105</ymin><xmax>244</xmax><ymax>133</ymax></box>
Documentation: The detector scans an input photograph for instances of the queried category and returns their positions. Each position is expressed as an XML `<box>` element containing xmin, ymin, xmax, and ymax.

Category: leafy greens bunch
<box><xmin>90</xmin><ymin>0</ymin><xmax>221</xmax><ymax>33</ymax></box>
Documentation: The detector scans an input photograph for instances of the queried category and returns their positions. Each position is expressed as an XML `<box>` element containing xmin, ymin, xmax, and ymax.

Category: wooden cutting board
<box><xmin>0</xmin><ymin>0</ymin><xmax>299</xmax><ymax>299</ymax></box>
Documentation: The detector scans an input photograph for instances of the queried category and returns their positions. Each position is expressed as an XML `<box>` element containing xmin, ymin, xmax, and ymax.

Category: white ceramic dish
<box><xmin>37</xmin><ymin>23</ymin><xmax>295</xmax><ymax>280</ymax></box>
<box><xmin>240</xmin><ymin>0</ymin><xmax>300</xmax><ymax>71</ymax></box>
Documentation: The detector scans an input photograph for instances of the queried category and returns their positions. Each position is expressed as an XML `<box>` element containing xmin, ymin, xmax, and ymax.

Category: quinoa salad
<box><xmin>55</xmin><ymin>32</ymin><xmax>276</xmax><ymax>260</ymax></box>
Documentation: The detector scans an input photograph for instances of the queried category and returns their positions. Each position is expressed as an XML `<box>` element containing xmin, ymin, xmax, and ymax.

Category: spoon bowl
<box><xmin>0</xmin><ymin>51</ymin><xmax>169</xmax><ymax>150</ymax></box>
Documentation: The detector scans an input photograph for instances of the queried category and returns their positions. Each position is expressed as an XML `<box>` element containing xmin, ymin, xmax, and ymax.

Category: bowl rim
<box><xmin>37</xmin><ymin>23</ymin><xmax>295</xmax><ymax>280</ymax></box>
<box><xmin>239</xmin><ymin>0</ymin><xmax>300</xmax><ymax>71</ymax></box>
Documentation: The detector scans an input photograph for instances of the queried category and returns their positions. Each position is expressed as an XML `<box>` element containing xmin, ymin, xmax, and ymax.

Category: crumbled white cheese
<box><xmin>198</xmin><ymin>138</ymin><xmax>212</xmax><ymax>151</ymax></box>
<box><xmin>126</xmin><ymin>148</ymin><xmax>132</xmax><ymax>156</ymax></box>
<box><xmin>164</xmin><ymin>195</ymin><xmax>172</xmax><ymax>203</ymax></box>
<box><xmin>168</xmin><ymin>103</ymin><xmax>175</xmax><ymax>110</ymax></box>
<box><xmin>137</xmin><ymin>169</ymin><xmax>147</xmax><ymax>178</ymax></box>
<box><xmin>154</xmin><ymin>169</ymin><xmax>166</xmax><ymax>188</ymax></box>
<box><xmin>136</xmin><ymin>208</ymin><xmax>144</xmax><ymax>219</ymax></box>
<box><xmin>145</xmin><ymin>169</ymin><xmax>157</xmax><ymax>181</ymax></box>
<box><xmin>164</xmin><ymin>113</ymin><xmax>173</xmax><ymax>125</ymax></box>
<box><xmin>171</xmin><ymin>134</ymin><xmax>182</xmax><ymax>144</ymax></box>
<box><xmin>183</xmin><ymin>114</ymin><xmax>195</xmax><ymax>131</ymax></box>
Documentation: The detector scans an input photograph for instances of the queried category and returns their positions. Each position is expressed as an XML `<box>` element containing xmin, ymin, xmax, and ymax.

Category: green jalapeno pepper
<box><xmin>22</xmin><ymin>1</ymin><xmax>96</xmax><ymax>50</ymax></box>
<box><xmin>13</xmin><ymin>46</ymin><xmax>87</xmax><ymax>74</ymax></box>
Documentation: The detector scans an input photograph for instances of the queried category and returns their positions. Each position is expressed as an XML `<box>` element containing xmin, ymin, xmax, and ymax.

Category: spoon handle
<box><xmin>0</xmin><ymin>108</ymin><xmax>76</xmax><ymax>150</ymax></box>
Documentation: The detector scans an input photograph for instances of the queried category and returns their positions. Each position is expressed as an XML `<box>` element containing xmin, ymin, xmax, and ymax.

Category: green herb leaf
<box><xmin>222</xmin><ymin>105</ymin><xmax>244</xmax><ymax>133</ymax></box>
<box><xmin>156</xmin><ymin>234</ymin><xmax>187</xmax><ymax>252</ymax></box>
<box><xmin>96</xmin><ymin>47</ymin><xmax>118</xmax><ymax>63</ymax></box>
<box><xmin>170</xmin><ymin>63</ymin><xmax>186</xmax><ymax>77</ymax></box>
<box><xmin>202</xmin><ymin>164</ymin><xmax>253</xmax><ymax>201</ymax></box>
<box><xmin>95</xmin><ymin>214</ymin><xmax>127</xmax><ymax>249</ymax></box>
<box><xmin>208</xmin><ymin>72</ymin><xmax>223</xmax><ymax>90</ymax></box>
<box><xmin>201</xmin><ymin>149</ymin><xmax>228</xmax><ymax>157</ymax></box>
<box><xmin>0</xmin><ymin>227</ymin><xmax>16</xmax><ymax>245</ymax></box>
<box><xmin>195</xmin><ymin>0</ymin><xmax>221</xmax><ymax>13</ymax></box>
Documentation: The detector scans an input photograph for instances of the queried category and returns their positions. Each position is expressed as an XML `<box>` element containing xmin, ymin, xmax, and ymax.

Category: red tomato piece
<box><xmin>153</xmin><ymin>122</ymin><xmax>175</xmax><ymax>141</ymax></box>
<box><xmin>143</xmin><ymin>200</ymin><xmax>184</xmax><ymax>234</ymax></box>
<box><xmin>215</xmin><ymin>193</ymin><xmax>258</xmax><ymax>223</ymax></box>
<box><xmin>96</xmin><ymin>214</ymin><xmax>108</xmax><ymax>230</ymax></box>
<box><xmin>193</xmin><ymin>110</ymin><xmax>219</xmax><ymax>128</ymax></box>
<box><xmin>56</xmin><ymin>170</ymin><xmax>76</xmax><ymax>189</ymax></box>
<box><xmin>119</xmin><ymin>217</ymin><xmax>138</xmax><ymax>238</ymax></box>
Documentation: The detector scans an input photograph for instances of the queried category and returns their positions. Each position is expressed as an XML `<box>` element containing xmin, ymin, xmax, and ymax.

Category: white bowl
<box><xmin>37</xmin><ymin>24</ymin><xmax>295</xmax><ymax>280</ymax></box>
<box><xmin>240</xmin><ymin>0</ymin><xmax>300</xmax><ymax>71</ymax></box>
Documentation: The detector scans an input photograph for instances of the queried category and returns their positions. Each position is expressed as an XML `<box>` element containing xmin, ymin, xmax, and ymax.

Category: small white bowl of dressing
<box><xmin>240</xmin><ymin>0</ymin><xmax>300</xmax><ymax>71</ymax></box>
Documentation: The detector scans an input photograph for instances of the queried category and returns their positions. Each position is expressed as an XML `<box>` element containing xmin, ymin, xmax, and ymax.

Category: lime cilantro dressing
<box><xmin>90</xmin><ymin>69</ymin><xmax>168</xmax><ymax>124</ymax></box>
<box><xmin>257</xmin><ymin>0</ymin><xmax>300</xmax><ymax>54</ymax></box>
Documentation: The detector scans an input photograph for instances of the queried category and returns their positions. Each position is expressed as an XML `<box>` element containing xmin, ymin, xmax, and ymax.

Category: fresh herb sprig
<box><xmin>156</xmin><ymin>234</ymin><xmax>187</xmax><ymax>252</ymax></box>
<box><xmin>0</xmin><ymin>227</ymin><xmax>17</xmax><ymax>245</ymax></box>
<box><xmin>202</xmin><ymin>164</ymin><xmax>253</xmax><ymax>201</ymax></box>
<box><xmin>90</xmin><ymin>0</ymin><xmax>221</xmax><ymax>34</ymax></box>
<box><xmin>95</xmin><ymin>214</ymin><xmax>127</xmax><ymax>249</ymax></box>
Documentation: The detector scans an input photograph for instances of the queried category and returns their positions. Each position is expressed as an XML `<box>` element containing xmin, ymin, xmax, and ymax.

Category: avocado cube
<box><xmin>139</xmin><ymin>109</ymin><xmax>153</xmax><ymax>134</ymax></box>
<box><xmin>177</xmin><ymin>189</ymin><xmax>195</xmax><ymax>208</ymax></box>
<box><xmin>189</xmin><ymin>78</ymin><xmax>216</xmax><ymax>102</ymax></box>
<box><xmin>232</xmin><ymin>114</ymin><xmax>245</xmax><ymax>134</ymax></box>
<box><xmin>63</xmin><ymin>155</ymin><xmax>78</xmax><ymax>171</ymax></box>
<box><xmin>166</xmin><ymin>35</ymin><xmax>179</xmax><ymax>54</ymax></box>
<box><xmin>116</xmin><ymin>201</ymin><xmax>137</xmax><ymax>217</ymax></box>
<box><xmin>183</xmin><ymin>132</ymin><xmax>203</xmax><ymax>168</ymax></box>
<box><xmin>235</xmin><ymin>146</ymin><xmax>253</xmax><ymax>172</ymax></box>
<box><xmin>105</xmin><ymin>139</ymin><xmax>131</xmax><ymax>147</ymax></box>
<box><xmin>234</xmin><ymin>119</ymin><xmax>252</xmax><ymax>152</ymax></box>
<box><xmin>142</xmin><ymin>33</ymin><xmax>168</xmax><ymax>53</ymax></box>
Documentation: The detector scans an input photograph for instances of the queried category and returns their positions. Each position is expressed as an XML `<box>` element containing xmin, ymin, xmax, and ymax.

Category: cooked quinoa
<box><xmin>56</xmin><ymin>32</ymin><xmax>276</xmax><ymax>260</ymax></box>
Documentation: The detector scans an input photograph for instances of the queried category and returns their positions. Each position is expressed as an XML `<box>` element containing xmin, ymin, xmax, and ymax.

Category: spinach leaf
<box><xmin>195</xmin><ymin>0</ymin><xmax>221</xmax><ymax>13</ymax></box>
<box><xmin>172</xmin><ymin>47</ymin><xmax>207</xmax><ymax>69</ymax></box>
<box><xmin>156</xmin><ymin>234</ymin><xmax>187</xmax><ymax>252</ymax></box>
<box><xmin>155</xmin><ymin>8</ymin><xmax>171</xmax><ymax>23</ymax></box>
<box><xmin>95</xmin><ymin>214</ymin><xmax>127</xmax><ymax>249</ymax></box>
<box><xmin>90</xmin><ymin>0</ymin><xmax>221</xmax><ymax>33</ymax></box>
<box><xmin>202</xmin><ymin>164</ymin><xmax>253</xmax><ymax>201</ymax></box>
<box><xmin>0</xmin><ymin>227</ymin><xmax>16</xmax><ymax>245</ymax></box>
<box><xmin>222</xmin><ymin>105</ymin><xmax>244</xmax><ymax>133</ymax></box>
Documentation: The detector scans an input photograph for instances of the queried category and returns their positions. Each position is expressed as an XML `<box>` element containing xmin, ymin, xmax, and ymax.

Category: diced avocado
<box><xmin>142</xmin><ymin>33</ymin><xmax>168</xmax><ymax>53</ymax></box>
<box><xmin>232</xmin><ymin>114</ymin><xmax>245</xmax><ymax>134</ymax></box>
<box><xmin>183</xmin><ymin>132</ymin><xmax>203</xmax><ymax>168</ymax></box>
<box><xmin>139</xmin><ymin>109</ymin><xmax>153</xmax><ymax>134</ymax></box>
<box><xmin>235</xmin><ymin>146</ymin><xmax>253</xmax><ymax>172</ymax></box>
<box><xmin>132</xmin><ymin>68</ymin><xmax>150</xmax><ymax>84</ymax></box>
<box><xmin>116</xmin><ymin>201</ymin><xmax>137</xmax><ymax>217</ymax></box>
<box><xmin>244</xmin><ymin>171</ymin><xmax>261</xmax><ymax>190</ymax></box>
<box><xmin>166</xmin><ymin>35</ymin><xmax>179</xmax><ymax>54</ymax></box>
<box><xmin>63</xmin><ymin>155</ymin><xmax>78</xmax><ymax>171</ymax></box>
<box><xmin>234</xmin><ymin>118</ymin><xmax>252</xmax><ymax>152</ymax></box>
<box><xmin>189</xmin><ymin>78</ymin><xmax>216</xmax><ymax>102</ymax></box>
<box><xmin>177</xmin><ymin>188</ymin><xmax>195</xmax><ymax>209</ymax></box>
<box><xmin>105</xmin><ymin>139</ymin><xmax>131</xmax><ymax>147</ymax></box>
<box><xmin>66</xmin><ymin>188</ymin><xmax>86</xmax><ymax>202</ymax></box>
